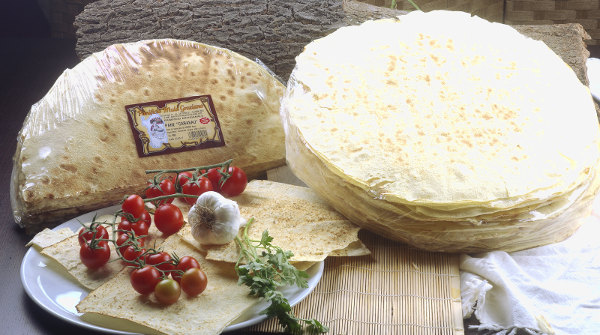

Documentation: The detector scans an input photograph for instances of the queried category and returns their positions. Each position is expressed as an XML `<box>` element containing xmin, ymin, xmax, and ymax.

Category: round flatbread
<box><xmin>282</xmin><ymin>11</ymin><xmax>600</xmax><ymax>252</ymax></box>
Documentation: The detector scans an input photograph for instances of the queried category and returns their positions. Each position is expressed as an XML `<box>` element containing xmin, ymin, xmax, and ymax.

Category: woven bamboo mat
<box><xmin>247</xmin><ymin>230</ymin><xmax>463</xmax><ymax>334</ymax></box>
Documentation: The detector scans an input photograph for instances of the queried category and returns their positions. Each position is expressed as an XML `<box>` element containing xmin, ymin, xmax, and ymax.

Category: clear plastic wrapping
<box><xmin>280</xmin><ymin>11</ymin><xmax>600</xmax><ymax>252</ymax></box>
<box><xmin>12</xmin><ymin>39</ymin><xmax>286</xmax><ymax>232</ymax></box>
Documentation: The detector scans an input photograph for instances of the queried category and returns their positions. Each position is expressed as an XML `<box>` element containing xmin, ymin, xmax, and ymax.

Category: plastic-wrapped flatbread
<box><xmin>12</xmin><ymin>39</ymin><xmax>285</xmax><ymax>232</ymax></box>
<box><xmin>281</xmin><ymin>11</ymin><xmax>600</xmax><ymax>252</ymax></box>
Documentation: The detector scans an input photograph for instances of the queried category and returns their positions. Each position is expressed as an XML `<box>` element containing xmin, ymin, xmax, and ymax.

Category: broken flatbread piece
<box><xmin>26</xmin><ymin>227</ymin><xmax>75</xmax><ymax>250</ymax></box>
<box><xmin>77</xmin><ymin>234</ymin><xmax>258</xmax><ymax>335</ymax></box>
<box><xmin>179</xmin><ymin>180</ymin><xmax>369</xmax><ymax>262</ymax></box>
<box><xmin>39</xmin><ymin>214</ymin><xmax>167</xmax><ymax>290</ymax></box>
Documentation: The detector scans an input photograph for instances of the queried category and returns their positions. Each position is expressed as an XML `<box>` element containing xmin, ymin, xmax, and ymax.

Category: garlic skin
<box><xmin>188</xmin><ymin>191</ymin><xmax>244</xmax><ymax>245</ymax></box>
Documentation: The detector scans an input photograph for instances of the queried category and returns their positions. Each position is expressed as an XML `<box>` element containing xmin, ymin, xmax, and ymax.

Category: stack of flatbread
<box><xmin>11</xmin><ymin>39</ymin><xmax>285</xmax><ymax>232</ymax></box>
<box><xmin>281</xmin><ymin>10</ymin><xmax>600</xmax><ymax>252</ymax></box>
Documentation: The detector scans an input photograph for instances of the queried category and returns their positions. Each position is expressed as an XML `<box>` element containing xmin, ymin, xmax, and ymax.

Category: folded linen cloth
<box><xmin>460</xmin><ymin>195</ymin><xmax>600</xmax><ymax>335</ymax></box>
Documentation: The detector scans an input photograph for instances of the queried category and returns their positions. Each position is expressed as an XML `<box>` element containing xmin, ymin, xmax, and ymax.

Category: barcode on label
<box><xmin>188</xmin><ymin>129</ymin><xmax>208</xmax><ymax>139</ymax></box>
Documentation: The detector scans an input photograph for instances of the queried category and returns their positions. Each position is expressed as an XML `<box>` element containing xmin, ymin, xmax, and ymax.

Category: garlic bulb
<box><xmin>188</xmin><ymin>191</ymin><xmax>244</xmax><ymax>245</ymax></box>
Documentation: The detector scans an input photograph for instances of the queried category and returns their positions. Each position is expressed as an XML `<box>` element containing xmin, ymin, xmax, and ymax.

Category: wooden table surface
<box><xmin>1</xmin><ymin>34</ymin><xmax>599</xmax><ymax>335</ymax></box>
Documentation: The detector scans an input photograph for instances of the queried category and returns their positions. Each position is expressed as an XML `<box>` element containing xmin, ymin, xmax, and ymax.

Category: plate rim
<box><xmin>20</xmin><ymin>205</ymin><xmax>324</xmax><ymax>334</ymax></box>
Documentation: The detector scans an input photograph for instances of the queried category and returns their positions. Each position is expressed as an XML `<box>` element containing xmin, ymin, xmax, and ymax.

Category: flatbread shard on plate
<box><xmin>26</xmin><ymin>227</ymin><xmax>75</xmax><ymax>250</ymax></box>
<box><xmin>77</xmin><ymin>234</ymin><xmax>258</xmax><ymax>335</ymax></box>
<box><xmin>11</xmin><ymin>39</ymin><xmax>286</xmax><ymax>233</ymax></box>
<box><xmin>281</xmin><ymin>10</ymin><xmax>600</xmax><ymax>252</ymax></box>
<box><xmin>178</xmin><ymin>180</ymin><xmax>370</xmax><ymax>263</ymax></box>
<box><xmin>38</xmin><ymin>214</ymin><xmax>167</xmax><ymax>290</ymax></box>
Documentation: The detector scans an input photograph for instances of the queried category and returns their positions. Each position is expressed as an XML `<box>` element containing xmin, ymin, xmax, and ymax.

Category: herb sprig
<box><xmin>234</xmin><ymin>219</ymin><xmax>328</xmax><ymax>334</ymax></box>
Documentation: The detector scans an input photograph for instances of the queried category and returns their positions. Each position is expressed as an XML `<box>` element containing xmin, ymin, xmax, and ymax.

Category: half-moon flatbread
<box><xmin>12</xmin><ymin>39</ymin><xmax>285</xmax><ymax>232</ymax></box>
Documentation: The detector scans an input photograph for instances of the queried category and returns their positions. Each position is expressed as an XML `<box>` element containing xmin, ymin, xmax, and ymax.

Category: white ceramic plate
<box><xmin>20</xmin><ymin>205</ymin><xmax>324</xmax><ymax>334</ymax></box>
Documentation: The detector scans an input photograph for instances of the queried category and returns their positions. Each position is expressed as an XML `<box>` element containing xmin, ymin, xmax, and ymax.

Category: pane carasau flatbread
<box><xmin>12</xmin><ymin>39</ymin><xmax>285</xmax><ymax>233</ymax></box>
<box><xmin>77</xmin><ymin>234</ymin><xmax>258</xmax><ymax>335</ymax></box>
<box><xmin>281</xmin><ymin>11</ymin><xmax>600</xmax><ymax>252</ymax></box>
<box><xmin>39</xmin><ymin>214</ymin><xmax>167</xmax><ymax>290</ymax></box>
<box><xmin>178</xmin><ymin>180</ymin><xmax>370</xmax><ymax>262</ymax></box>
<box><xmin>26</xmin><ymin>227</ymin><xmax>75</xmax><ymax>250</ymax></box>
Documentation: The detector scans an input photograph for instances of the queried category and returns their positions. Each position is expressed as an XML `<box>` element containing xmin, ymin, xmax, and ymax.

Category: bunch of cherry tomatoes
<box><xmin>77</xmin><ymin>163</ymin><xmax>248</xmax><ymax>305</ymax></box>
<box><xmin>146</xmin><ymin>165</ymin><xmax>248</xmax><ymax>206</ymax></box>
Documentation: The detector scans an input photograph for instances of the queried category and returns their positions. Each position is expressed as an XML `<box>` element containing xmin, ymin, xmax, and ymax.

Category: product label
<box><xmin>125</xmin><ymin>95</ymin><xmax>225</xmax><ymax>157</ymax></box>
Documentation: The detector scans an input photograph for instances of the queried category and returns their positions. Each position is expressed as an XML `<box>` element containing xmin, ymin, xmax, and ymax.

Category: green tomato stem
<box><xmin>144</xmin><ymin>159</ymin><xmax>233</xmax><ymax>175</ymax></box>
<box><xmin>143</xmin><ymin>193</ymin><xmax>199</xmax><ymax>203</ymax></box>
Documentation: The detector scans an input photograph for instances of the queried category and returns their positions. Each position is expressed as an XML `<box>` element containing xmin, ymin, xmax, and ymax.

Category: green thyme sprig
<box><xmin>234</xmin><ymin>219</ymin><xmax>329</xmax><ymax>334</ymax></box>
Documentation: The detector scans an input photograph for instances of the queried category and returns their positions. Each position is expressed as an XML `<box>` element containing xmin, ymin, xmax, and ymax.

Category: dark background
<box><xmin>0</xmin><ymin>2</ymin><xmax>82</xmax><ymax>334</ymax></box>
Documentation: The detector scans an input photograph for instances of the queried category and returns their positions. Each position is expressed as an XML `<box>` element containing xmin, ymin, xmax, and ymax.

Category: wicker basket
<box><xmin>359</xmin><ymin>0</ymin><xmax>600</xmax><ymax>45</ymax></box>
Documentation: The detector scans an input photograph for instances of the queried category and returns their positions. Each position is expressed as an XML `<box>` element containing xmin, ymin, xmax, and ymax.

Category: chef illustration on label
<box><xmin>140</xmin><ymin>113</ymin><xmax>169</xmax><ymax>149</ymax></box>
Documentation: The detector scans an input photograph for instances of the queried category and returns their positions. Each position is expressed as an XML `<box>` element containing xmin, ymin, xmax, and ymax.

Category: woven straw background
<box><xmin>247</xmin><ymin>230</ymin><xmax>463</xmax><ymax>335</ymax></box>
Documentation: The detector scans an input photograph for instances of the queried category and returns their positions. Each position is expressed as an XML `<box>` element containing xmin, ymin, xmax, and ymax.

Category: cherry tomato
<box><xmin>116</xmin><ymin>231</ymin><xmax>145</xmax><ymax>255</ymax></box>
<box><xmin>122</xmin><ymin>245</ymin><xmax>146</xmax><ymax>262</ymax></box>
<box><xmin>118</xmin><ymin>219</ymin><xmax>132</xmax><ymax>232</ymax></box>
<box><xmin>139</xmin><ymin>210</ymin><xmax>152</xmax><ymax>226</ymax></box>
<box><xmin>182</xmin><ymin>177</ymin><xmax>213</xmax><ymax>205</ymax></box>
<box><xmin>172</xmin><ymin>256</ymin><xmax>201</xmax><ymax>282</ymax></box>
<box><xmin>78</xmin><ymin>225</ymin><xmax>109</xmax><ymax>246</ymax></box>
<box><xmin>120</xmin><ymin>216</ymin><xmax>149</xmax><ymax>235</ymax></box>
<box><xmin>122</xmin><ymin>194</ymin><xmax>145</xmax><ymax>218</ymax></box>
<box><xmin>131</xmin><ymin>220</ymin><xmax>150</xmax><ymax>237</ymax></box>
<box><xmin>116</xmin><ymin>232</ymin><xmax>133</xmax><ymax>254</ymax></box>
<box><xmin>154</xmin><ymin>278</ymin><xmax>181</xmax><ymax>305</ymax></box>
<box><xmin>130</xmin><ymin>265</ymin><xmax>161</xmax><ymax>295</ymax></box>
<box><xmin>176</xmin><ymin>171</ymin><xmax>195</xmax><ymax>201</ymax></box>
<box><xmin>154</xmin><ymin>204</ymin><xmax>184</xmax><ymax>236</ymax></box>
<box><xmin>220</xmin><ymin>166</ymin><xmax>247</xmax><ymax>197</ymax></box>
<box><xmin>145</xmin><ymin>251</ymin><xmax>176</xmax><ymax>274</ymax></box>
<box><xmin>176</xmin><ymin>171</ymin><xmax>193</xmax><ymax>188</ymax></box>
<box><xmin>146</xmin><ymin>178</ymin><xmax>175</xmax><ymax>206</ymax></box>
<box><xmin>80</xmin><ymin>241</ymin><xmax>111</xmax><ymax>270</ymax></box>
<box><xmin>204</xmin><ymin>168</ymin><xmax>223</xmax><ymax>192</ymax></box>
<box><xmin>180</xmin><ymin>267</ymin><xmax>208</xmax><ymax>296</ymax></box>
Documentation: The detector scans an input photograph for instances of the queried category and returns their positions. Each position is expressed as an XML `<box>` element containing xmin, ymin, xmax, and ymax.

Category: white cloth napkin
<box><xmin>460</xmin><ymin>196</ymin><xmax>600</xmax><ymax>334</ymax></box>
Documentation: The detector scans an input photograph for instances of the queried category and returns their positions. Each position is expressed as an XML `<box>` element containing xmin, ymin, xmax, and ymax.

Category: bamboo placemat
<box><xmin>247</xmin><ymin>230</ymin><xmax>463</xmax><ymax>334</ymax></box>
